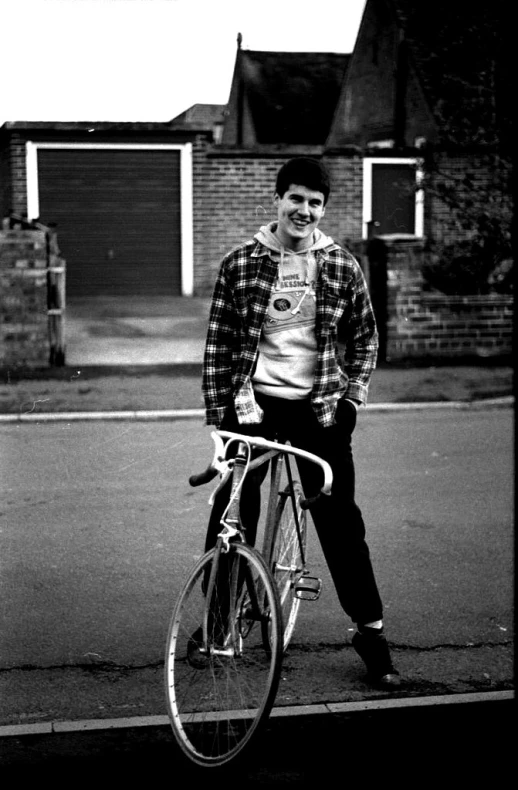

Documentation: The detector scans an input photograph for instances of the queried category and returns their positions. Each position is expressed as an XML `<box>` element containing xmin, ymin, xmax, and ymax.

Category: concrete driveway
<box><xmin>64</xmin><ymin>296</ymin><xmax>211</xmax><ymax>365</ymax></box>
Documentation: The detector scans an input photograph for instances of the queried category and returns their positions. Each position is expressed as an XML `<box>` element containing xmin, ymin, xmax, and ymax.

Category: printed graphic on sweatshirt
<box><xmin>264</xmin><ymin>261</ymin><xmax>317</xmax><ymax>335</ymax></box>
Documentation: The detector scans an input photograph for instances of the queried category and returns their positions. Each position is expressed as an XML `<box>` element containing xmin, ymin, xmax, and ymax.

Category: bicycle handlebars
<box><xmin>189</xmin><ymin>430</ymin><xmax>333</xmax><ymax>503</ymax></box>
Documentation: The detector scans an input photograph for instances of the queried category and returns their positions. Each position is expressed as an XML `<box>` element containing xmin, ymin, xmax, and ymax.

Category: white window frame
<box><xmin>362</xmin><ymin>157</ymin><xmax>424</xmax><ymax>240</ymax></box>
<box><xmin>25</xmin><ymin>141</ymin><xmax>194</xmax><ymax>296</ymax></box>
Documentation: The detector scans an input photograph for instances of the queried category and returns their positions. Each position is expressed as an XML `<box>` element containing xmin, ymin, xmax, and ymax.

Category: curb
<box><xmin>0</xmin><ymin>397</ymin><xmax>513</xmax><ymax>423</ymax></box>
<box><xmin>0</xmin><ymin>690</ymin><xmax>513</xmax><ymax>738</ymax></box>
<box><xmin>0</xmin><ymin>377</ymin><xmax>512</xmax><ymax>754</ymax></box>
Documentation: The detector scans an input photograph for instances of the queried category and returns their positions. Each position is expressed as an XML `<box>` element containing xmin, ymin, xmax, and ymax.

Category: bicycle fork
<box><xmin>201</xmin><ymin>443</ymin><xmax>270</xmax><ymax>656</ymax></box>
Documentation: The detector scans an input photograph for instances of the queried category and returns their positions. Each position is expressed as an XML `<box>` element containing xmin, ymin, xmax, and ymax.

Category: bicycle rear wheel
<box><xmin>165</xmin><ymin>542</ymin><xmax>283</xmax><ymax>767</ymax></box>
<box><xmin>271</xmin><ymin>482</ymin><xmax>307</xmax><ymax>650</ymax></box>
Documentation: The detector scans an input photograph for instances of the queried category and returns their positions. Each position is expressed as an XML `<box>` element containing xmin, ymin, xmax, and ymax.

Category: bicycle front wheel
<box><xmin>165</xmin><ymin>543</ymin><xmax>283</xmax><ymax>767</ymax></box>
<box><xmin>271</xmin><ymin>482</ymin><xmax>307</xmax><ymax>650</ymax></box>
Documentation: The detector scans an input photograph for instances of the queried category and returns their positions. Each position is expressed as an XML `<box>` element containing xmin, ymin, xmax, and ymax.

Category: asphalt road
<box><xmin>0</xmin><ymin>407</ymin><xmax>514</xmax><ymax>735</ymax></box>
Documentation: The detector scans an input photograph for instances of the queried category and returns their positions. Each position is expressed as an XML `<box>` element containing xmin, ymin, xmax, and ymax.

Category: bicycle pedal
<box><xmin>294</xmin><ymin>575</ymin><xmax>322</xmax><ymax>601</ymax></box>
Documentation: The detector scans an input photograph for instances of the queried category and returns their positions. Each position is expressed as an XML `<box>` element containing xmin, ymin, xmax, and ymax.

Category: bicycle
<box><xmin>164</xmin><ymin>429</ymin><xmax>333</xmax><ymax>768</ymax></box>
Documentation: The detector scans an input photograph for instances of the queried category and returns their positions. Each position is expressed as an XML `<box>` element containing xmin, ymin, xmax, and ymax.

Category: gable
<box><xmin>222</xmin><ymin>50</ymin><xmax>349</xmax><ymax>147</ymax></box>
<box><xmin>327</xmin><ymin>0</ymin><xmax>421</xmax><ymax>147</ymax></box>
<box><xmin>327</xmin><ymin>0</ymin><xmax>508</xmax><ymax>150</ymax></box>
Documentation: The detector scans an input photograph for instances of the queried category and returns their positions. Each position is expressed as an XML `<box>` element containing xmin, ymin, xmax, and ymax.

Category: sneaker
<box><xmin>352</xmin><ymin>629</ymin><xmax>401</xmax><ymax>688</ymax></box>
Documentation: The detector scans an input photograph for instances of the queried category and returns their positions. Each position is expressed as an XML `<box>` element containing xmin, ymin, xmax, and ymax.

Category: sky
<box><xmin>1</xmin><ymin>0</ymin><xmax>366</xmax><ymax>126</ymax></box>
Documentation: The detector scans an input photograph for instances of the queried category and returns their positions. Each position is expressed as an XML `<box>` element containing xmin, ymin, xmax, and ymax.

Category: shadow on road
<box><xmin>0</xmin><ymin>698</ymin><xmax>513</xmax><ymax>785</ymax></box>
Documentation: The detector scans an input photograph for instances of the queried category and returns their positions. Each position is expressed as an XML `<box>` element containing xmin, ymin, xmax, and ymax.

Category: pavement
<box><xmin>0</xmin><ymin>294</ymin><xmax>514</xmax><ymax>770</ymax></box>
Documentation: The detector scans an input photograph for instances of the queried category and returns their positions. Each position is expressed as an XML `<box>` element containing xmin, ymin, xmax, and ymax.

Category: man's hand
<box><xmin>336</xmin><ymin>398</ymin><xmax>359</xmax><ymax>433</ymax></box>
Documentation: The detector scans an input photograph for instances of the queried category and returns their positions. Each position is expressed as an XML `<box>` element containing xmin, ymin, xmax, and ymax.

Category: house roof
<box><xmin>169</xmin><ymin>104</ymin><xmax>226</xmax><ymax>127</ymax></box>
<box><xmin>389</xmin><ymin>0</ymin><xmax>508</xmax><ymax>147</ymax></box>
<box><xmin>238</xmin><ymin>50</ymin><xmax>349</xmax><ymax>145</ymax></box>
<box><xmin>1</xmin><ymin>121</ymin><xmax>179</xmax><ymax>131</ymax></box>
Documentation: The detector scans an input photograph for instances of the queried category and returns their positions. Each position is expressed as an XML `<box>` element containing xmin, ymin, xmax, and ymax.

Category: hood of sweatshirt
<box><xmin>254</xmin><ymin>222</ymin><xmax>334</xmax><ymax>254</ymax></box>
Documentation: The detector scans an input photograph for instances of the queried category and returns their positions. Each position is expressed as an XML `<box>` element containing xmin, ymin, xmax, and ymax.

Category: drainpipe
<box><xmin>237</xmin><ymin>33</ymin><xmax>244</xmax><ymax>147</ymax></box>
<box><xmin>394</xmin><ymin>33</ymin><xmax>408</xmax><ymax>148</ymax></box>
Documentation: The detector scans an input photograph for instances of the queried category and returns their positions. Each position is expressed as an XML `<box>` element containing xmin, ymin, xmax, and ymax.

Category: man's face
<box><xmin>274</xmin><ymin>183</ymin><xmax>326</xmax><ymax>250</ymax></box>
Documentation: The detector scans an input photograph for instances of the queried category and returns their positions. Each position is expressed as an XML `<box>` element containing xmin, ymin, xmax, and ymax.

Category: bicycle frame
<box><xmin>211</xmin><ymin>430</ymin><xmax>331</xmax><ymax>601</ymax></box>
<box><xmin>192</xmin><ymin>430</ymin><xmax>332</xmax><ymax>655</ymax></box>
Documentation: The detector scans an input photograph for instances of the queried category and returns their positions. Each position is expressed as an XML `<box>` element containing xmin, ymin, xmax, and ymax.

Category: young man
<box><xmin>201</xmin><ymin>157</ymin><xmax>399</xmax><ymax>688</ymax></box>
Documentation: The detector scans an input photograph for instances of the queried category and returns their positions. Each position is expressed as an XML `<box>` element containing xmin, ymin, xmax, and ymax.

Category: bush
<box><xmin>422</xmin><ymin>238</ymin><xmax>513</xmax><ymax>295</ymax></box>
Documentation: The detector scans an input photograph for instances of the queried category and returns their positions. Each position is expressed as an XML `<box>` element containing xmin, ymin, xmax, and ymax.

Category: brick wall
<box><xmin>192</xmin><ymin>142</ymin><xmax>290</xmax><ymax>293</ymax></box>
<box><xmin>411</xmin><ymin>293</ymin><xmax>514</xmax><ymax>359</ymax></box>
<box><xmin>0</xmin><ymin>132</ymin><xmax>28</xmax><ymax>219</ymax></box>
<box><xmin>322</xmin><ymin>154</ymin><xmax>363</xmax><ymax>244</ymax></box>
<box><xmin>5</xmin><ymin>135</ymin><xmax>27</xmax><ymax>217</ymax></box>
<box><xmin>368</xmin><ymin>238</ymin><xmax>513</xmax><ymax>361</ymax></box>
<box><xmin>0</xmin><ymin>140</ymin><xmax>12</xmax><ymax>219</ymax></box>
<box><xmin>0</xmin><ymin>219</ymin><xmax>65</xmax><ymax>368</ymax></box>
<box><xmin>192</xmin><ymin>141</ymin><xmax>281</xmax><ymax>292</ymax></box>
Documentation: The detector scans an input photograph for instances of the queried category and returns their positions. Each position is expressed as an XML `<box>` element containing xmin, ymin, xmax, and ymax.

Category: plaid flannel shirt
<box><xmin>202</xmin><ymin>237</ymin><xmax>378</xmax><ymax>428</ymax></box>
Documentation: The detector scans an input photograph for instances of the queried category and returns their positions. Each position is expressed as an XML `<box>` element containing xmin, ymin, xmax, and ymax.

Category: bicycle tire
<box><xmin>165</xmin><ymin>542</ymin><xmax>283</xmax><ymax>767</ymax></box>
<box><xmin>270</xmin><ymin>481</ymin><xmax>308</xmax><ymax>651</ymax></box>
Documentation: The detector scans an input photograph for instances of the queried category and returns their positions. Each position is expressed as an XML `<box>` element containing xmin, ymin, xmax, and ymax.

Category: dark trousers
<box><xmin>205</xmin><ymin>393</ymin><xmax>383</xmax><ymax>626</ymax></box>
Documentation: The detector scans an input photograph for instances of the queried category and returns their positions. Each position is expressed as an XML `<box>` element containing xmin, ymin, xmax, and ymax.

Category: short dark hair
<box><xmin>275</xmin><ymin>158</ymin><xmax>331</xmax><ymax>204</ymax></box>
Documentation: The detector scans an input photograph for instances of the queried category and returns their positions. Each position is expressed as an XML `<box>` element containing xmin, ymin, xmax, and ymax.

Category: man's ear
<box><xmin>273</xmin><ymin>193</ymin><xmax>280</xmax><ymax>207</ymax></box>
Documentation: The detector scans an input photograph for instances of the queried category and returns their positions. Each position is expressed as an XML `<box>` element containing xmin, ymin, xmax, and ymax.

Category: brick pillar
<box><xmin>383</xmin><ymin>238</ymin><xmax>426</xmax><ymax>361</ymax></box>
<box><xmin>0</xmin><ymin>217</ymin><xmax>65</xmax><ymax>368</ymax></box>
